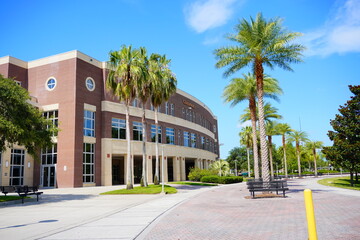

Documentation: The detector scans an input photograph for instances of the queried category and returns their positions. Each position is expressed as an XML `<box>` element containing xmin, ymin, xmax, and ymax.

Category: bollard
<box><xmin>304</xmin><ymin>189</ymin><xmax>318</xmax><ymax>240</ymax></box>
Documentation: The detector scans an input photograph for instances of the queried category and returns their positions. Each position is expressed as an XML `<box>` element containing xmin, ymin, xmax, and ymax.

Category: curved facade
<box><xmin>0</xmin><ymin>50</ymin><xmax>219</xmax><ymax>188</ymax></box>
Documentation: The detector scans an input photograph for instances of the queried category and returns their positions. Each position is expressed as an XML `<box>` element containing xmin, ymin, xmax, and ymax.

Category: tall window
<box><xmin>170</xmin><ymin>104</ymin><xmax>175</xmax><ymax>116</ymax></box>
<box><xmin>112</xmin><ymin>118</ymin><xmax>126</xmax><ymax>139</ymax></box>
<box><xmin>183</xmin><ymin>131</ymin><xmax>190</xmax><ymax>147</ymax></box>
<box><xmin>191</xmin><ymin>133</ymin><xmax>197</xmax><ymax>148</ymax></box>
<box><xmin>43</xmin><ymin>110</ymin><xmax>59</xmax><ymax>136</ymax></box>
<box><xmin>41</xmin><ymin>144</ymin><xmax>57</xmax><ymax>165</ymax></box>
<box><xmin>83</xmin><ymin>143</ymin><xmax>95</xmax><ymax>183</ymax></box>
<box><xmin>182</xmin><ymin>108</ymin><xmax>185</xmax><ymax>119</ymax></box>
<box><xmin>84</xmin><ymin>110</ymin><xmax>95</xmax><ymax>137</ymax></box>
<box><xmin>132</xmin><ymin>98</ymin><xmax>139</xmax><ymax>107</ymax></box>
<box><xmin>151</xmin><ymin>125</ymin><xmax>162</xmax><ymax>143</ymax></box>
<box><xmin>201</xmin><ymin>136</ymin><xmax>205</xmax><ymax>149</ymax></box>
<box><xmin>166</xmin><ymin>128</ymin><xmax>175</xmax><ymax>145</ymax></box>
<box><xmin>165</xmin><ymin>102</ymin><xmax>169</xmax><ymax>115</ymax></box>
<box><xmin>206</xmin><ymin>138</ymin><xmax>209</xmax><ymax>150</ymax></box>
<box><xmin>133</xmin><ymin>122</ymin><xmax>143</xmax><ymax>141</ymax></box>
<box><xmin>10</xmin><ymin>149</ymin><xmax>25</xmax><ymax>186</ymax></box>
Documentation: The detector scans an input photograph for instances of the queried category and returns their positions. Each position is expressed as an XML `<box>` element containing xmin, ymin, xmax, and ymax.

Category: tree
<box><xmin>214</xmin><ymin>13</ymin><xmax>304</xmax><ymax>182</ymax></box>
<box><xmin>149</xmin><ymin>54</ymin><xmax>177</xmax><ymax>185</ymax></box>
<box><xmin>211</xmin><ymin>160</ymin><xmax>230</xmax><ymax>176</ymax></box>
<box><xmin>276</xmin><ymin>123</ymin><xmax>292</xmax><ymax>178</ymax></box>
<box><xmin>239</xmin><ymin>126</ymin><xmax>253</xmax><ymax>177</ymax></box>
<box><xmin>266</xmin><ymin>121</ymin><xmax>281</xmax><ymax>178</ymax></box>
<box><xmin>305</xmin><ymin>140</ymin><xmax>323</xmax><ymax>177</ymax></box>
<box><xmin>322</xmin><ymin>85</ymin><xmax>360</xmax><ymax>186</ymax></box>
<box><xmin>136</xmin><ymin>47</ymin><xmax>151</xmax><ymax>187</ymax></box>
<box><xmin>288</xmin><ymin>130</ymin><xmax>309</xmax><ymax>177</ymax></box>
<box><xmin>223</xmin><ymin>73</ymin><xmax>282</xmax><ymax>179</ymax></box>
<box><xmin>0</xmin><ymin>74</ymin><xmax>56</xmax><ymax>158</ymax></box>
<box><xmin>241</xmin><ymin>102</ymin><xmax>283</xmax><ymax>124</ymax></box>
<box><xmin>106</xmin><ymin>45</ymin><xmax>147</xmax><ymax>189</ymax></box>
<box><xmin>226</xmin><ymin>146</ymin><xmax>248</xmax><ymax>175</ymax></box>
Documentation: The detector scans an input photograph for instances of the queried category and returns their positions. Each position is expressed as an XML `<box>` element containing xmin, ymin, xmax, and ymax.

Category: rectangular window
<box><xmin>112</xmin><ymin>118</ymin><xmax>126</xmax><ymax>139</ymax></box>
<box><xmin>170</xmin><ymin>104</ymin><xmax>174</xmax><ymax>116</ymax></box>
<box><xmin>41</xmin><ymin>144</ymin><xmax>57</xmax><ymax>165</ymax></box>
<box><xmin>165</xmin><ymin>102</ymin><xmax>169</xmax><ymax>115</ymax></box>
<box><xmin>10</xmin><ymin>149</ymin><xmax>25</xmax><ymax>186</ymax></box>
<box><xmin>132</xmin><ymin>98</ymin><xmax>138</xmax><ymax>107</ymax></box>
<box><xmin>150</xmin><ymin>104</ymin><xmax>154</xmax><ymax>111</ymax></box>
<box><xmin>183</xmin><ymin>131</ymin><xmax>190</xmax><ymax>147</ymax></box>
<box><xmin>201</xmin><ymin>136</ymin><xmax>205</xmax><ymax>150</ymax></box>
<box><xmin>43</xmin><ymin>110</ymin><xmax>59</xmax><ymax>136</ymax></box>
<box><xmin>182</xmin><ymin>108</ymin><xmax>185</xmax><ymax>119</ymax></box>
<box><xmin>213</xmin><ymin>125</ymin><xmax>217</xmax><ymax>133</ymax></box>
<box><xmin>206</xmin><ymin>138</ymin><xmax>209</xmax><ymax>150</ymax></box>
<box><xmin>84</xmin><ymin>110</ymin><xmax>95</xmax><ymax>137</ymax></box>
<box><xmin>83</xmin><ymin>143</ymin><xmax>95</xmax><ymax>183</ymax></box>
<box><xmin>166</xmin><ymin>127</ymin><xmax>175</xmax><ymax>145</ymax></box>
<box><xmin>191</xmin><ymin>133</ymin><xmax>197</xmax><ymax>148</ymax></box>
<box><xmin>151</xmin><ymin>125</ymin><xmax>162</xmax><ymax>143</ymax></box>
<box><xmin>133</xmin><ymin>122</ymin><xmax>143</xmax><ymax>141</ymax></box>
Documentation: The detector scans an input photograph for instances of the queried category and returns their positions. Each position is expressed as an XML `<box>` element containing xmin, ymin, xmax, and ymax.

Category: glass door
<box><xmin>41</xmin><ymin>165</ymin><xmax>56</xmax><ymax>187</ymax></box>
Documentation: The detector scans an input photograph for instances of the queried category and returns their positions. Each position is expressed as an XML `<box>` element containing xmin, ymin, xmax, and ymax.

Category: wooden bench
<box><xmin>247</xmin><ymin>180</ymin><xmax>288</xmax><ymax>198</ymax></box>
<box><xmin>1</xmin><ymin>186</ymin><xmax>43</xmax><ymax>204</ymax></box>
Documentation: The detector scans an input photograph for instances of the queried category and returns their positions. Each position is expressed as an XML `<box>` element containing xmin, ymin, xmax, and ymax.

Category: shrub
<box><xmin>188</xmin><ymin>167</ymin><xmax>218</xmax><ymax>181</ymax></box>
<box><xmin>201</xmin><ymin>175</ymin><xmax>221</xmax><ymax>183</ymax></box>
<box><xmin>219</xmin><ymin>176</ymin><xmax>243</xmax><ymax>184</ymax></box>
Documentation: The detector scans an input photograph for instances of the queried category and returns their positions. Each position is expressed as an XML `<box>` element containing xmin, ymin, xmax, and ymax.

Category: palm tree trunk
<box><xmin>282</xmin><ymin>135</ymin><xmax>288</xmax><ymax>178</ymax></box>
<box><xmin>268</xmin><ymin>136</ymin><xmax>274</xmax><ymax>179</ymax></box>
<box><xmin>313</xmin><ymin>149</ymin><xmax>318</xmax><ymax>177</ymax></box>
<box><xmin>249</xmin><ymin>98</ymin><xmax>260</xmax><ymax>179</ymax></box>
<box><xmin>296</xmin><ymin>143</ymin><xmax>301</xmax><ymax>177</ymax></box>
<box><xmin>125</xmin><ymin>104</ymin><xmax>133</xmax><ymax>189</ymax></box>
<box><xmin>154</xmin><ymin>107</ymin><xmax>159</xmax><ymax>185</ymax></box>
<box><xmin>247</xmin><ymin>147</ymin><xmax>251</xmax><ymax>178</ymax></box>
<box><xmin>141</xmin><ymin>105</ymin><xmax>148</xmax><ymax>187</ymax></box>
<box><xmin>255</xmin><ymin>60</ymin><xmax>270</xmax><ymax>182</ymax></box>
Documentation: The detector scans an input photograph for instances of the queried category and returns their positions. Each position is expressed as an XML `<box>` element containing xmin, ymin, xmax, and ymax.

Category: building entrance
<box><xmin>41</xmin><ymin>165</ymin><xmax>56</xmax><ymax>187</ymax></box>
<box><xmin>112</xmin><ymin>156</ymin><xmax>124</xmax><ymax>185</ymax></box>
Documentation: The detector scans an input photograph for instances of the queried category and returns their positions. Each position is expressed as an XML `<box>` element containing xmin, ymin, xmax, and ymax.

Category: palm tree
<box><xmin>215</xmin><ymin>13</ymin><xmax>304</xmax><ymax>182</ymax></box>
<box><xmin>266</xmin><ymin>121</ymin><xmax>280</xmax><ymax>179</ymax></box>
<box><xmin>136</xmin><ymin>47</ymin><xmax>151</xmax><ymax>187</ymax></box>
<box><xmin>239</xmin><ymin>126</ymin><xmax>252</xmax><ymax>177</ymax></box>
<box><xmin>306</xmin><ymin>140</ymin><xmax>323</xmax><ymax>177</ymax></box>
<box><xmin>288</xmin><ymin>130</ymin><xmax>309</xmax><ymax>177</ymax></box>
<box><xmin>276</xmin><ymin>123</ymin><xmax>292</xmax><ymax>178</ymax></box>
<box><xmin>150</xmin><ymin>54</ymin><xmax>177</xmax><ymax>184</ymax></box>
<box><xmin>106</xmin><ymin>45</ymin><xmax>147</xmax><ymax>189</ymax></box>
<box><xmin>211</xmin><ymin>159</ymin><xmax>230</xmax><ymax>176</ymax></box>
<box><xmin>241</xmin><ymin>102</ymin><xmax>283</xmax><ymax>124</ymax></box>
<box><xmin>223</xmin><ymin>73</ymin><xmax>281</xmax><ymax>179</ymax></box>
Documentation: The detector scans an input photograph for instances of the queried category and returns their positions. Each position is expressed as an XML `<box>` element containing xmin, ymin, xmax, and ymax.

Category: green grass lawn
<box><xmin>0</xmin><ymin>195</ymin><xmax>25</xmax><ymax>202</ymax></box>
<box><xmin>100</xmin><ymin>184</ymin><xmax>177</xmax><ymax>195</ymax></box>
<box><xmin>170</xmin><ymin>181</ymin><xmax>217</xmax><ymax>186</ymax></box>
<box><xmin>318</xmin><ymin>176</ymin><xmax>360</xmax><ymax>191</ymax></box>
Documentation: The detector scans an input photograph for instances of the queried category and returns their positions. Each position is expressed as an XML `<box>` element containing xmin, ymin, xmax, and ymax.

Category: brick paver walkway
<box><xmin>140</xmin><ymin>177</ymin><xmax>360</xmax><ymax>240</ymax></box>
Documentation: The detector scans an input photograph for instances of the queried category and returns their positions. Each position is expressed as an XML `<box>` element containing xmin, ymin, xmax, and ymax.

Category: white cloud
<box><xmin>303</xmin><ymin>0</ymin><xmax>360</xmax><ymax>56</ymax></box>
<box><xmin>184</xmin><ymin>0</ymin><xmax>239</xmax><ymax>33</ymax></box>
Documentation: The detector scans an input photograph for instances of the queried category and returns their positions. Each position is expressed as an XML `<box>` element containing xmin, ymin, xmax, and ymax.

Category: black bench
<box><xmin>1</xmin><ymin>186</ymin><xmax>43</xmax><ymax>204</ymax></box>
<box><xmin>247</xmin><ymin>180</ymin><xmax>288</xmax><ymax>198</ymax></box>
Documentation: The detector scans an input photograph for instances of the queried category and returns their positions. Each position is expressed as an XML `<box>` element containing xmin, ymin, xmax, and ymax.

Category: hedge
<box><xmin>200</xmin><ymin>175</ymin><xmax>243</xmax><ymax>184</ymax></box>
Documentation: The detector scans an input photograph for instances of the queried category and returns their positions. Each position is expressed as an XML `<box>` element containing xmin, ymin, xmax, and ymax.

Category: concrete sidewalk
<box><xmin>0</xmin><ymin>176</ymin><xmax>359</xmax><ymax>240</ymax></box>
<box><xmin>0</xmin><ymin>184</ymin><xmax>217</xmax><ymax>240</ymax></box>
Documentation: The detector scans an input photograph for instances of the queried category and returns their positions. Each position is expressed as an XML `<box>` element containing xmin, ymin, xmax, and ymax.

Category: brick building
<box><xmin>0</xmin><ymin>50</ymin><xmax>219</xmax><ymax>188</ymax></box>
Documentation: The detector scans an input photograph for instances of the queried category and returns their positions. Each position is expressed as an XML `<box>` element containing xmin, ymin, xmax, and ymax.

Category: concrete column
<box><xmin>195</xmin><ymin>158</ymin><xmax>201</xmax><ymax>168</ymax></box>
<box><xmin>101</xmin><ymin>139</ymin><xmax>112</xmax><ymax>186</ymax></box>
<box><xmin>180</xmin><ymin>157</ymin><xmax>186</xmax><ymax>181</ymax></box>
<box><xmin>174</xmin><ymin>157</ymin><xmax>181</xmax><ymax>181</ymax></box>
<box><xmin>147</xmin><ymin>155</ymin><xmax>153</xmax><ymax>184</ymax></box>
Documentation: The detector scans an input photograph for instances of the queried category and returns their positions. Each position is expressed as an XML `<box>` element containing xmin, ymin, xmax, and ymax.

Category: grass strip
<box><xmin>0</xmin><ymin>195</ymin><xmax>27</xmax><ymax>202</ymax></box>
<box><xmin>318</xmin><ymin>176</ymin><xmax>360</xmax><ymax>191</ymax></box>
<box><xmin>100</xmin><ymin>184</ymin><xmax>177</xmax><ymax>195</ymax></box>
<box><xmin>170</xmin><ymin>181</ymin><xmax>217</xmax><ymax>186</ymax></box>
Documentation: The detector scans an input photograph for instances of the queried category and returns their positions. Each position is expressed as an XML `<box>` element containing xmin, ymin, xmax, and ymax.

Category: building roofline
<box><xmin>0</xmin><ymin>51</ymin><xmax>217</xmax><ymax>120</ymax></box>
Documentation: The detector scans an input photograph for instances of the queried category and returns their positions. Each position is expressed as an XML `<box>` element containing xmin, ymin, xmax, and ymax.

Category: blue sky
<box><xmin>1</xmin><ymin>0</ymin><xmax>359</xmax><ymax>158</ymax></box>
